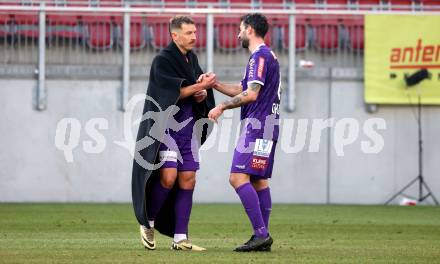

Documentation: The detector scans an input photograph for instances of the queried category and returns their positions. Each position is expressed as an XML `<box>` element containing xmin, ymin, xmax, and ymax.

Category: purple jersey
<box><xmin>170</xmin><ymin>97</ymin><xmax>195</xmax><ymax>139</ymax></box>
<box><xmin>240</xmin><ymin>44</ymin><xmax>281</xmax><ymax>141</ymax></box>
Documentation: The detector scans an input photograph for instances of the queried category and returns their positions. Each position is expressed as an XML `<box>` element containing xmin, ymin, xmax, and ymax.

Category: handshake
<box><xmin>193</xmin><ymin>72</ymin><xmax>217</xmax><ymax>103</ymax></box>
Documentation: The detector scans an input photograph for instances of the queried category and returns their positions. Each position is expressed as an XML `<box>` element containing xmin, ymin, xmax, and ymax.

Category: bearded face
<box><xmin>238</xmin><ymin>22</ymin><xmax>250</xmax><ymax>49</ymax></box>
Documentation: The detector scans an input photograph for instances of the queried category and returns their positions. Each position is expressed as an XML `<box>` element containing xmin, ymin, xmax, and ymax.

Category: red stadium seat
<box><xmin>189</xmin><ymin>0</ymin><xmax>221</xmax><ymax>8</ymax></box>
<box><xmin>0</xmin><ymin>0</ymin><xmax>22</xmax><ymax>8</ymax></box>
<box><xmin>20</xmin><ymin>0</ymin><xmax>55</xmax><ymax>6</ymax></box>
<box><xmin>0</xmin><ymin>14</ymin><xmax>12</xmax><ymax>38</ymax></box>
<box><xmin>192</xmin><ymin>16</ymin><xmax>207</xmax><ymax>48</ymax></box>
<box><xmin>146</xmin><ymin>16</ymin><xmax>171</xmax><ymax>49</ymax></box>
<box><xmin>326</xmin><ymin>0</ymin><xmax>349</xmax><ymax>3</ymax></box>
<box><xmin>309</xmin><ymin>18</ymin><xmax>341</xmax><ymax>50</ymax></box>
<box><xmin>357</xmin><ymin>0</ymin><xmax>381</xmax><ymax>4</ymax></box>
<box><xmin>343</xmin><ymin>17</ymin><xmax>364</xmax><ymax>51</ymax></box>
<box><xmin>113</xmin><ymin>15</ymin><xmax>147</xmax><ymax>49</ymax></box>
<box><xmin>14</xmin><ymin>13</ymin><xmax>40</xmax><ymax>38</ymax></box>
<box><xmin>356</xmin><ymin>0</ymin><xmax>385</xmax><ymax>9</ymax></box>
<box><xmin>291</xmin><ymin>19</ymin><xmax>308</xmax><ymax>50</ymax></box>
<box><xmin>99</xmin><ymin>0</ymin><xmax>122</xmax><ymax>7</ymax></box>
<box><xmin>83</xmin><ymin>15</ymin><xmax>113</xmax><ymax>49</ymax></box>
<box><xmin>420</xmin><ymin>0</ymin><xmax>440</xmax><ymax>10</ymax></box>
<box><xmin>275</xmin><ymin>16</ymin><xmax>309</xmax><ymax>51</ymax></box>
<box><xmin>420</xmin><ymin>0</ymin><xmax>440</xmax><ymax>5</ymax></box>
<box><xmin>228</xmin><ymin>0</ymin><xmax>253</xmax><ymax>8</ymax></box>
<box><xmin>389</xmin><ymin>0</ymin><xmax>414</xmax><ymax>10</ymax></box>
<box><xmin>260</xmin><ymin>0</ymin><xmax>286</xmax><ymax>9</ymax></box>
<box><xmin>1</xmin><ymin>2</ymin><xmax>26</xmax><ymax>39</ymax></box>
<box><xmin>95</xmin><ymin>0</ymin><xmax>123</xmax><ymax>22</ymax></box>
<box><xmin>293</xmin><ymin>0</ymin><xmax>319</xmax><ymax>9</ymax></box>
<box><xmin>325</xmin><ymin>0</ymin><xmax>350</xmax><ymax>9</ymax></box>
<box><xmin>47</xmin><ymin>14</ymin><xmax>83</xmax><ymax>40</ymax></box>
<box><xmin>128</xmin><ymin>0</ymin><xmax>165</xmax><ymax>7</ymax></box>
<box><xmin>67</xmin><ymin>0</ymin><xmax>91</xmax><ymax>6</ymax></box>
<box><xmin>215</xmin><ymin>16</ymin><xmax>240</xmax><ymax>50</ymax></box>
<box><xmin>0</xmin><ymin>1</ymin><xmax>21</xmax><ymax>4</ymax></box>
<box><xmin>163</xmin><ymin>0</ymin><xmax>187</xmax><ymax>8</ymax></box>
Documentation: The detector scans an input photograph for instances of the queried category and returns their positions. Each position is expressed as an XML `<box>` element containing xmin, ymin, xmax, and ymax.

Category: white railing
<box><xmin>0</xmin><ymin>2</ymin><xmax>439</xmax><ymax>111</ymax></box>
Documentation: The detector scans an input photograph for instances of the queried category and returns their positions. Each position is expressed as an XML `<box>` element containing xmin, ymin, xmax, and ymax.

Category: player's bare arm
<box><xmin>214</xmin><ymin>82</ymin><xmax>243</xmax><ymax>97</ymax></box>
<box><xmin>208</xmin><ymin>83</ymin><xmax>261</xmax><ymax>122</ymax></box>
<box><xmin>221</xmin><ymin>82</ymin><xmax>261</xmax><ymax>110</ymax></box>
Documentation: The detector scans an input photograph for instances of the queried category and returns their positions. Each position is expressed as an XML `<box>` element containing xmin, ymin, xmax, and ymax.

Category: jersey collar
<box><xmin>252</xmin><ymin>43</ymin><xmax>266</xmax><ymax>54</ymax></box>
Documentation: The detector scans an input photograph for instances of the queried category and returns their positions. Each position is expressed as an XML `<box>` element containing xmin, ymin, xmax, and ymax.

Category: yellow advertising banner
<box><xmin>364</xmin><ymin>15</ymin><xmax>440</xmax><ymax>104</ymax></box>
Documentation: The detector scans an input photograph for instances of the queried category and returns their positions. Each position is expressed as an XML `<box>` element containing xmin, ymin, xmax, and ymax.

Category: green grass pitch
<box><xmin>1</xmin><ymin>203</ymin><xmax>439</xmax><ymax>263</ymax></box>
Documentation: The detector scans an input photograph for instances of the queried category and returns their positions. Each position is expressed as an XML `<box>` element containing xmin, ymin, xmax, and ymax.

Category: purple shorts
<box><xmin>157</xmin><ymin>135</ymin><xmax>199</xmax><ymax>172</ymax></box>
<box><xmin>230</xmin><ymin>136</ymin><xmax>277</xmax><ymax>179</ymax></box>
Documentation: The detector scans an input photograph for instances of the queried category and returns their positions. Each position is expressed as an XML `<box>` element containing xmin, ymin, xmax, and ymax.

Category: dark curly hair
<box><xmin>240</xmin><ymin>13</ymin><xmax>269</xmax><ymax>39</ymax></box>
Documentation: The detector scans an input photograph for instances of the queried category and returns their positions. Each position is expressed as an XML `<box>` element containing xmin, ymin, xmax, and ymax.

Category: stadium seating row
<box><xmin>0</xmin><ymin>14</ymin><xmax>365</xmax><ymax>51</ymax></box>
<box><xmin>0</xmin><ymin>0</ymin><xmax>439</xmax><ymax>9</ymax></box>
<box><xmin>0</xmin><ymin>0</ymin><xmax>438</xmax><ymax>50</ymax></box>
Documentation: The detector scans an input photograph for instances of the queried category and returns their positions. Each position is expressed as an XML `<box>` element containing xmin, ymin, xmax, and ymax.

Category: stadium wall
<box><xmin>1</xmin><ymin>72</ymin><xmax>439</xmax><ymax>204</ymax></box>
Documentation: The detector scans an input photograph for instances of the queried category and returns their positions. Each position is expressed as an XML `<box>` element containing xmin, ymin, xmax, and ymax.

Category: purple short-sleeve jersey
<box><xmin>240</xmin><ymin>44</ymin><xmax>281</xmax><ymax>141</ymax></box>
<box><xmin>169</xmin><ymin>97</ymin><xmax>195</xmax><ymax>139</ymax></box>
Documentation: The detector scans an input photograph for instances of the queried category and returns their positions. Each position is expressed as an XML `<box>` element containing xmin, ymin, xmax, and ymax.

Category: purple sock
<box><xmin>174</xmin><ymin>188</ymin><xmax>194</xmax><ymax>234</ymax></box>
<box><xmin>146</xmin><ymin>179</ymin><xmax>171</xmax><ymax>222</ymax></box>
<box><xmin>235</xmin><ymin>182</ymin><xmax>268</xmax><ymax>238</ymax></box>
<box><xmin>257</xmin><ymin>187</ymin><xmax>272</xmax><ymax>231</ymax></box>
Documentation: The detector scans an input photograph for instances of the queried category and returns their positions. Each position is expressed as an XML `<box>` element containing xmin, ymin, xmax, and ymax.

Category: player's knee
<box><xmin>177</xmin><ymin>172</ymin><xmax>196</xmax><ymax>189</ymax></box>
<box><xmin>228</xmin><ymin>175</ymin><xmax>235</xmax><ymax>186</ymax></box>
<box><xmin>229</xmin><ymin>174</ymin><xmax>239</xmax><ymax>188</ymax></box>
<box><xmin>251</xmin><ymin>179</ymin><xmax>269</xmax><ymax>191</ymax></box>
<box><xmin>229</xmin><ymin>173</ymin><xmax>250</xmax><ymax>189</ymax></box>
<box><xmin>160</xmin><ymin>176</ymin><xmax>176</xmax><ymax>189</ymax></box>
<box><xmin>179</xmin><ymin>177</ymin><xmax>196</xmax><ymax>189</ymax></box>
